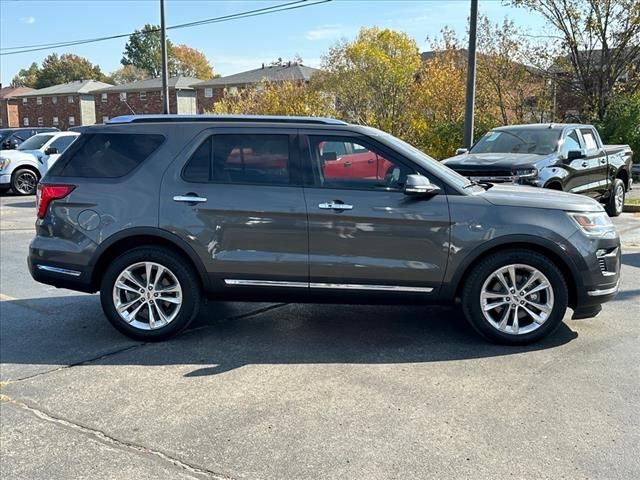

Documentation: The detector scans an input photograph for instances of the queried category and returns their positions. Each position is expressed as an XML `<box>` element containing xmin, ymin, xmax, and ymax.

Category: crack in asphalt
<box><xmin>0</xmin><ymin>394</ymin><xmax>236</xmax><ymax>480</ymax></box>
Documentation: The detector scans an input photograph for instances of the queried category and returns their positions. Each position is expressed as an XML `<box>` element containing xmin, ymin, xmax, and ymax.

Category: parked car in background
<box><xmin>0</xmin><ymin>127</ymin><xmax>59</xmax><ymax>150</ymax></box>
<box><xmin>29</xmin><ymin>115</ymin><xmax>620</xmax><ymax>346</ymax></box>
<box><xmin>0</xmin><ymin>131</ymin><xmax>79</xmax><ymax>195</ymax></box>
<box><xmin>443</xmin><ymin>124</ymin><xmax>633</xmax><ymax>216</ymax></box>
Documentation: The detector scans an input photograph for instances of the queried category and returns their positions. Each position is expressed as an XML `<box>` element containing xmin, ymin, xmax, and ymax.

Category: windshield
<box><xmin>17</xmin><ymin>134</ymin><xmax>54</xmax><ymax>151</ymax></box>
<box><xmin>471</xmin><ymin>129</ymin><xmax>561</xmax><ymax>155</ymax></box>
<box><xmin>363</xmin><ymin>127</ymin><xmax>472</xmax><ymax>190</ymax></box>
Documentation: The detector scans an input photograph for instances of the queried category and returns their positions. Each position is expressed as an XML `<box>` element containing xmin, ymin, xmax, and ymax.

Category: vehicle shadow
<box><xmin>621</xmin><ymin>251</ymin><xmax>640</xmax><ymax>268</ymax></box>
<box><xmin>1</xmin><ymin>295</ymin><xmax>578</xmax><ymax>378</ymax></box>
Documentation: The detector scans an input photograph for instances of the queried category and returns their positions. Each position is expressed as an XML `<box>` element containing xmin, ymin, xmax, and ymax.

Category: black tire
<box><xmin>11</xmin><ymin>168</ymin><xmax>39</xmax><ymax>196</ymax></box>
<box><xmin>100</xmin><ymin>246</ymin><xmax>201</xmax><ymax>341</ymax></box>
<box><xmin>461</xmin><ymin>249</ymin><xmax>568</xmax><ymax>345</ymax></box>
<box><xmin>0</xmin><ymin>187</ymin><xmax>10</xmax><ymax>195</ymax></box>
<box><xmin>605</xmin><ymin>178</ymin><xmax>625</xmax><ymax>217</ymax></box>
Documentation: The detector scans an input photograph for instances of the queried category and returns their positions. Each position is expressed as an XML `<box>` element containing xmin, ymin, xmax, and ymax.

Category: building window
<box><xmin>52</xmin><ymin>96</ymin><xmax>58</xmax><ymax>104</ymax></box>
<box><xmin>102</xmin><ymin>116</ymin><xmax>109</xmax><ymax>123</ymax></box>
<box><xmin>119</xmin><ymin>92</ymin><xmax>127</xmax><ymax>102</ymax></box>
<box><xmin>36</xmin><ymin>96</ymin><xmax>42</xmax><ymax>105</ymax></box>
<box><xmin>69</xmin><ymin>116</ymin><xmax>76</xmax><ymax>126</ymax></box>
<box><xmin>204</xmin><ymin>87</ymin><xmax>213</xmax><ymax>98</ymax></box>
<box><xmin>22</xmin><ymin>98</ymin><xmax>28</xmax><ymax>104</ymax></box>
<box><xmin>38</xmin><ymin>117</ymin><xmax>44</xmax><ymax>126</ymax></box>
<box><xmin>140</xmin><ymin>91</ymin><xmax>146</xmax><ymax>101</ymax></box>
<box><xmin>68</xmin><ymin>96</ymin><xmax>74</xmax><ymax>104</ymax></box>
<box><xmin>101</xmin><ymin>93</ymin><xmax>108</xmax><ymax>103</ymax></box>
<box><xmin>23</xmin><ymin>117</ymin><xmax>29</xmax><ymax>126</ymax></box>
<box><xmin>228</xmin><ymin>87</ymin><xmax>239</xmax><ymax>96</ymax></box>
<box><xmin>52</xmin><ymin>116</ymin><xmax>59</xmax><ymax>126</ymax></box>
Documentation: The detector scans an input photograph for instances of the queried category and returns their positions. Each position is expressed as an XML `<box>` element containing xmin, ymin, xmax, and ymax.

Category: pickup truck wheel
<box><xmin>100</xmin><ymin>246</ymin><xmax>201</xmax><ymax>341</ymax></box>
<box><xmin>11</xmin><ymin>168</ymin><xmax>39</xmax><ymax>195</ymax></box>
<box><xmin>462</xmin><ymin>250</ymin><xmax>568</xmax><ymax>345</ymax></box>
<box><xmin>605</xmin><ymin>178</ymin><xmax>625</xmax><ymax>217</ymax></box>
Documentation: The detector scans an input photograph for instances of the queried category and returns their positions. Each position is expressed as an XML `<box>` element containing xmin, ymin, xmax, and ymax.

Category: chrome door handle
<box><xmin>173</xmin><ymin>195</ymin><xmax>207</xmax><ymax>203</ymax></box>
<box><xmin>319</xmin><ymin>202</ymin><xmax>353</xmax><ymax>210</ymax></box>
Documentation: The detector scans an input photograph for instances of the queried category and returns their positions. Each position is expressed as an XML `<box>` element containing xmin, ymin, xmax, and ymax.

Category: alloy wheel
<box><xmin>112</xmin><ymin>261</ymin><xmax>183</xmax><ymax>330</ymax></box>
<box><xmin>14</xmin><ymin>171</ymin><xmax>38</xmax><ymax>195</ymax></box>
<box><xmin>480</xmin><ymin>263</ymin><xmax>554</xmax><ymax>335</ymax></box>
<box><xmin>614</xmin><ymin>183</ymin><xmax>624</xmax><ymax>214</ymax></box>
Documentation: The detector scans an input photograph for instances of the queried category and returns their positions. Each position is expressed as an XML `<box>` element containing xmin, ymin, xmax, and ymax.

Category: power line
<box><xmin>0</xmin><ymin>0</ymin><xmax>331</xmax><ymax>56</ymax></box>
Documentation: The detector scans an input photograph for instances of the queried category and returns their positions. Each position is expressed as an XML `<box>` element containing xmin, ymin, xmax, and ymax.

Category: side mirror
<box><xmin>321</xmin><ymin>151</ymin><xmax>338</xmax><ymax>162</ymax></box>
<box><xmin>44</xmin><ymin>147</ymin><xmax>58</xmax><ymax>155</ymax></box>
<box><xmin>566</xmin><ymin>149</ymin><xmax>586</xmax><ymax>161</ymax></box>
<box><xmin>404</xmin><ymin>174</ymin><xmax>441</xmax><ymax>196</ymax></box>
<box><xmin>455</xmin><ymin>148</ymin><xmax>469</xmax><ymax>155</ymax></box>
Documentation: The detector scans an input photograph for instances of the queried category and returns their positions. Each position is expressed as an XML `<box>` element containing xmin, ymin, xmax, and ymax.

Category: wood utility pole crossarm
<box><xmin>463</xmin><ymin>0</ymin><xmax>478</xmax><ymax>149</ymax></box>
<box><xmin>160</xmin><ymin>0</ymin><xmax>170</xmax><ymax>114</ymax></box>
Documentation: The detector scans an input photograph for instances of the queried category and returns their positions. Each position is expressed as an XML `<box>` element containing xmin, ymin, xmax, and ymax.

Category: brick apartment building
<box><xmin>13</xmin><ymin>80</ymin><xmax>113</xmax><ymax>130</ymax></box>
<box><xmin>0</xmin><ymin>85</ymin><xmax>34</xmax><ymax>128</ymax></box>
<box><xmin>93</xmin><ymin>76</ymin><xmax>201</xmax><ymax>121</ymax></box>
<box><xmin>193</xmin><ymin>62</ymin><xmax>321</xmax><ymax>113</ymax></box>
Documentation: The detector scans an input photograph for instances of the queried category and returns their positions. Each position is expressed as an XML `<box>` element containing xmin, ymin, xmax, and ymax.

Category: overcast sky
<box><xmin>0</xmin><ymin>0</ymin><xmax>549</xmax><ymax>85</ymax></box>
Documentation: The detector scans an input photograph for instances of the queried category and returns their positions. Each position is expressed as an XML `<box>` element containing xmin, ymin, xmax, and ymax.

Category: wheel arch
<box><xmin>616</xmin><ymin>167</ymin><xmax>630</xmax><ymax>190</ymax></box>
<box><xmin>448</xmin><ymin>237</ymin><xmax>579</xmax><ymax>308</ymax></box>
<box><xmin>90</xmin><ymin>227</ymin><xmax>210</xmax><ymax>292</ymax></box>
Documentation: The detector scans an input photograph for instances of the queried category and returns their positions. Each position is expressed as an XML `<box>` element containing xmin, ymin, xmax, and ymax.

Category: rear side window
<box><xmin>50</xmin><ymin>133</ymin><xmax>164</xmax><ymax>178</ymax></box>
<box><xmin>183</xmin><ymin>134</ymin><xmax>290</xmax><ymax>185</ymax></box>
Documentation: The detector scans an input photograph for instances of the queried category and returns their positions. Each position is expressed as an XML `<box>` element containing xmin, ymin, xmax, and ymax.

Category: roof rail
<box><xmin>106</xmin><ymin>114</ymin><xmax>348</xmax><ymax>126</ymax></box>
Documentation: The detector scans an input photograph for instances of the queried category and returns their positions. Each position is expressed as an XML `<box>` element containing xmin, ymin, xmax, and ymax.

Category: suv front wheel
<box><xmin>100</xmin><ymin>246</ymin><xmax>201</xmax><ymax>341</ymax></box>
<box><xmin>462</xmin><ymin>250</ymin><xmax>568</xmax><ymax>345</ymax></box>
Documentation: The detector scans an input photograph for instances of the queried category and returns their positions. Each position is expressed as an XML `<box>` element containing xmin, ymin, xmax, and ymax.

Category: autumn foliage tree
<box><xmin>171</xmin><ymin>44</ymin><xmax>214</xmax><ymax>79</ymax></box>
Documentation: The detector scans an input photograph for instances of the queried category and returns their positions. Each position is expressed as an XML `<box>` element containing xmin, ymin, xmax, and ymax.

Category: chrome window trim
<box><xmin>37</xmin><ymin>264</ymin><xmax>82</xmax><ymax>277</ymax></box>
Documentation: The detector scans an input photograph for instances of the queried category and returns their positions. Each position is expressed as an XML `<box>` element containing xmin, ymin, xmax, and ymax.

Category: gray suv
<box><xmin>28</xmin><ymin>115</ymin><xmax>621</xmax><ymax>345</ymax></box>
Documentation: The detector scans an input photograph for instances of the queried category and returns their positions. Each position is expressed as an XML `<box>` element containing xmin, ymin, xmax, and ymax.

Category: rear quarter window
<box><xmin>48</xmin><ymin>133</ymin><xmax>164</xmax><ymax>178</ymax></box>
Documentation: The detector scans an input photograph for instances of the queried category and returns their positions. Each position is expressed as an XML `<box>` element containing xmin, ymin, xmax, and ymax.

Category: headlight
<box><xmin>513</xmin><ymin>168</ymin><xmax>537</xmax><ymax>178</ymax></box>
<box><xmin>568</xmin><ymin>211</ymin><xmax>616</xmax><ymax>237</ymax></box>
<box><xmin>0</xmin><ymin>157</ymin><xmax>10</xmax><ymax>170</ymax></box>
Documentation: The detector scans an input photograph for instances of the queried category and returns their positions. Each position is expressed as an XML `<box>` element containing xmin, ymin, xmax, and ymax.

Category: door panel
<box><xmin>159</xmin><ymin>129</ymin><xmax>308</xmax><ymax>286</ymax></box>
<box><xmin>581</xmin><ymin>128</ymin><xmax>608</xmax><ymax>196</ymax></box>
<box><xmin>303</xmin><ymin>133</ymin><xmax>450</xmax><ymax>289</ymax></box>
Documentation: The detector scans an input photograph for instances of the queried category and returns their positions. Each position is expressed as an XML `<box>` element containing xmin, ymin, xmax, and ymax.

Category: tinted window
<box><xmin>183</xmin><ymin>134</ymin><xmax>290</xmax><ymax>185</ymax></box>
<box><xmin>52</xmin><ymin>133</ymin><xmax>164</xmax><ymax>178</ymax></box>
<box><xmin>471</xmin><ymin>129</ymin><xmax>561</xmax><ymax>155</ymax></box>
<box><xmin>581</xmin><ymin>129</ymin><xmax>599</xmax><ymax>150</ymax></box>
<box><xmin>309</xmin><ymin>136</ymin><xmax>414</xmax><ymax>190</ymax></box>
<box><xmin>183</xmin><ymin>138</ymin><xmax>211</xmax><ymax>182</ymax></box>
<box><xmin>49</xmin><ymin>135</ymin><xmax>77</xmax><ymax>153</ymax></box>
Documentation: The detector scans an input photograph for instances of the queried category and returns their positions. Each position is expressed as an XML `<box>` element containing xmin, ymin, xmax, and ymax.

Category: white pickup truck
<box><xmin>0</xmin><ymin>131</ymin><xmax>79</xmax><ymax>195</ymax></box>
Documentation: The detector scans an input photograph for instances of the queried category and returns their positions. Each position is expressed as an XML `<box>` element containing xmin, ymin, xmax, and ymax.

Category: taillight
<box><xmin>36</xmin><ymin>183</ymin><xmax>75</xmax><ymax>219</ymax></box>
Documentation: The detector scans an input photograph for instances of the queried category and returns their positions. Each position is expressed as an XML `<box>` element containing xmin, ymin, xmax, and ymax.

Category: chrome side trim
<box><xmin>37</xmin><ymin>264</ymin><xmax>82</xmax><ymax>277</ymax></box>
<box><xmin>224</xmin><ymin>279</ymin><xmax>308</xmax><ymax>288</ymax></box>
<box><xmin>310</xmin><ymin>283</ymin><xmax>433</xmax><ymax>293</ymax></box>
<box><xmin>586</xmin><ymin>281</ymin><xmax>620</xmax><ymax>297</ymax></box>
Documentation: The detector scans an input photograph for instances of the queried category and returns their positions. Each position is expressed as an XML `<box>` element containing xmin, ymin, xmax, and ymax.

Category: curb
<box><xmin>623</xmin><ymin>204</ymin><xmax>640</xmax><ymax>213</ymax></box>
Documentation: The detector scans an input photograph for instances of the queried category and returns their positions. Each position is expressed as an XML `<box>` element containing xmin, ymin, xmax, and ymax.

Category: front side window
<box><xmin>50</xmin><ymin>133</ymin><xmax>164</xmax><ymax>178</ymax></box>
<box><xmin>563</xmin><ymin>130</ymin><xmax>582</xmax><ymax>153</ymax></box>
<box><xmin>49</xmin><ymin>135</ymin><xmax>77</xmax><ymax>153</ymax></box>
<box><xmin>308</xmin><ymin>135</ymin><xmax>413</xmax><ymax>190</ymax></box>
<box><xmin>182</xmin><ymin>134</ymin><xmax>290</xmax><ymax>185</ymax></box>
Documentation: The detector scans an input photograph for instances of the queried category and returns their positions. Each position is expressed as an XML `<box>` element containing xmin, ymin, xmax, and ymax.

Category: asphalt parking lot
<box><xmin>1</xmin><ymin>192</ymin><xmax>639</xmax><ymax>480</ymax></box>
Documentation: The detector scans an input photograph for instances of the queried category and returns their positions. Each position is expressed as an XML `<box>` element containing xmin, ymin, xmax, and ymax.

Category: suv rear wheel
<box><xmin>100</xmin><ymin>246</ymin><xmax>201</xmax><ymax>341</ymax></box>
<box><xmin>462</xmin><ymin>250</ymin><xmax>568</xmax><ymax>345</ymax></box>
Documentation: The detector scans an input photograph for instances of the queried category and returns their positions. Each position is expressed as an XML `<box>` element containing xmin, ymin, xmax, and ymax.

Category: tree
<box><xmin>34</xmin><ymin>53</ymin><xmax>108</xmax><ymax>88</ymax></box>
<box><xmin>121</xmin><ymin>24</ymin><xmax>174</xmax><ymax>77</ymax></box>
<box><xmin>318</xmin><ymin>27</ymin><xmax>423</xmax><ymax>138</ymax></box>
<box><xmin>110</xmin><ymin>65</ymin><xmax>150</xmax><ymax>85</ymax></box>
<box><xmin>209</xmin><ymin>80</ymin><xmax>334</xmax><ymax>117</ymax></box>
<box><xmin>11</xmin><ymin>62</ymin><xmax>40</xmax><ymax>88</ymax></box>
<box><xmin>598</xmin><ymin>88</ymin><xmax>640</xmax><ymax>159</ymax></box>
<box><xmin>171</xmin><ymin>44</ymin><xmax>214</xmax><ymax>79</ymax></box>
<box><xmin>511</xmin><ymin>0</ymin><xmax>640</xmax><ymax>122</ymax></box>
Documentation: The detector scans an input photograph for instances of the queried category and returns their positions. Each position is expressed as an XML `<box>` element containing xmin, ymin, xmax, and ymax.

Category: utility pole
<box><xmin>160</xmin><ymin>0</ymin><xmax>170</xmax><ymax>114</ymax></box>
<box><xmin>463</xmin><ymin>0</ymin><xmax>478</xmax><ymax>149</ymax></box>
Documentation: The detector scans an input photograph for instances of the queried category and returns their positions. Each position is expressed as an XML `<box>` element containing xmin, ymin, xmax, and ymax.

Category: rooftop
<box><xmin>193</xmin><ymin>63</ymin><xmax>321</xmax><ymax>88</ymax></box>
<box><xmin>106</xmin><ymin>114</ymin><xmax>347</xmax><ymax>125</ymax></box>
<box><xmin>13</xmin><ymin>79</ymin><xmax>113</xmax><ymax>97</ymax></box>
<box><xmin>0</xmin><ymin>86</ymin><xmax>35</xmax><ymax>99</ymax></box>
<box><xmin>95</xmin><ymin>75</ymin><xmax>202</xmax><ymax>93</ymax></box>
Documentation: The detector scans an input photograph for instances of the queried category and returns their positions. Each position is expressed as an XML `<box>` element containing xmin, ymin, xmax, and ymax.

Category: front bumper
<box><xmin>0</xmin><ymin>174</ymin><xmax>10</xmax><ymax>186</ymax></box>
